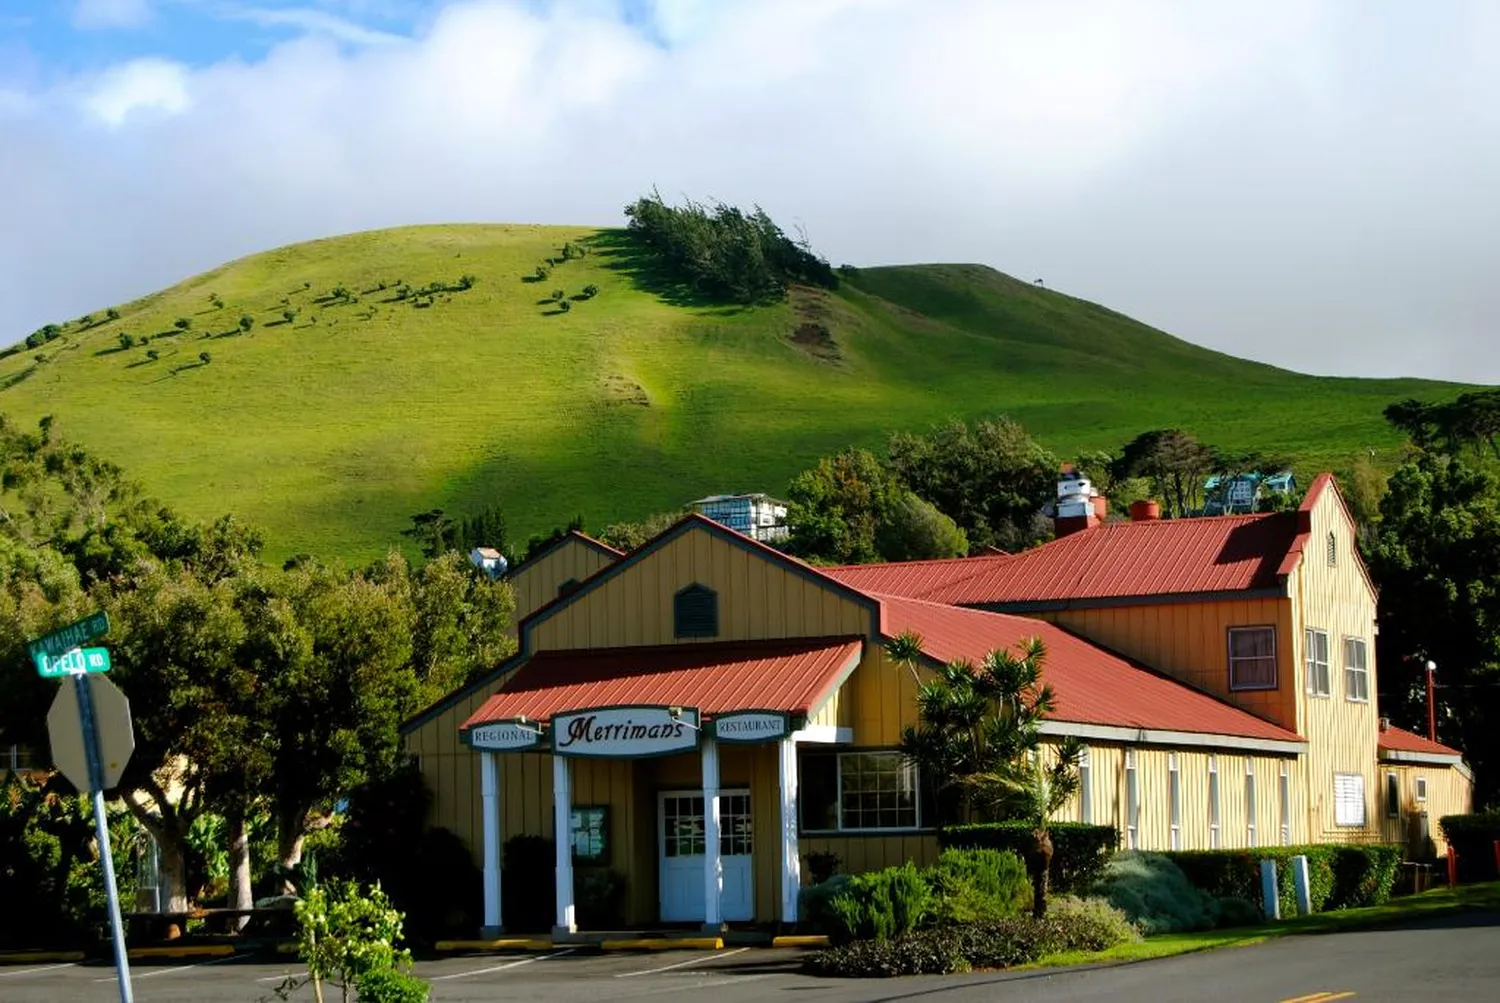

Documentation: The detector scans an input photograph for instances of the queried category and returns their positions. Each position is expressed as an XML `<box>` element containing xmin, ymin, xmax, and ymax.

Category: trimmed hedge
<box><xmin>1164</xmin><ymin>844</ymin><xmax>1401</xmax><ymax>918</ymax></box>
<box><xmin>940</xmin><ymin>823</ymin><xmax>1119</xmax><ymax>893</ymax></box>
<box><xmin>1439</xmin><ymin>813</ymin><xmax>1500</xmax><ymax>883</ymax></box>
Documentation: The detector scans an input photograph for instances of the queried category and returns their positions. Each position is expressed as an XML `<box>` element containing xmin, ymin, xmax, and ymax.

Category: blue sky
<box><xmin>2</xmin><ymin>1</ymin><xmax>1498</xmax><ymax>383</ymax></box>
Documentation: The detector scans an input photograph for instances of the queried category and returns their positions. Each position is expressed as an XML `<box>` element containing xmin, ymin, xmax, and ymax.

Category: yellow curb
<box><xmin>128</xmin><ymin>944</ymin><xmax>235</xmax><ymax>959</ymax></box>
<box><xmin>276</xmin><ymin>943</ymin><xmax>298</xmax><ymax>955</ymax></box>
<box><xmin>0</xmin><ymin>951</ymin><xmax>87</xmax><ymax>964</ymax></box>
<box><xmin>434</xmin><ymin>938</ymin><xmax>553</xmax><ymax>952</ymax></box>
<box><xmin>600</xmin><ymin>937</ymin><xmax>723</xmax><ymax>951</ymax></box>
<box><xmin>771</xmin><ymin>935</ymin><xmax>828</xmax><ymax>949</ymax></box>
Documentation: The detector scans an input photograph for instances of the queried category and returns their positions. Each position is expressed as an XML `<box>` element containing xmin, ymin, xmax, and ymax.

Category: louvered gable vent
<box><xmin>674</xmin><ymin>583</ymin><xmax>719</xmax><ymax>639</ymax></box>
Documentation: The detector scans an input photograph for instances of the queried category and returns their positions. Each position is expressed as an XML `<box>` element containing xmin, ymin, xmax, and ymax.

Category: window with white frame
<box><xmin>1334</xmin><ymin>773</ymin><xmax>1365</xmax><ymax>827</ymax></box>
<box><xmin>1304</xmin><ymin>628</ymin><xmax>1331</xmax><ymax>697</ymax></box>
<box><xmin>1386</xmin><ymin>772</ymin><xmax>1401</xmax><ymax>818</ymax></box>
<box><xmin>1228</xmin><ymin>626</ymin><xmax>1278</xmax><ymax>691</ymax></box>
<box><xmin>798</xmin><ymin>751</ymin><xmax>920</xmax><ymax>833</ymax></box>
<box><xmin>1278</xmin><ymin>762</ymin><xmax>1291</xmax><ymax>846</ymax></box>
<box><xmin>1125</xmin><ymin>750</ymin><xmax>1139</xmax><ymax>850</ymax></box>
<box><xmin>1208</xmin><ymin>755</ymin><xmax>1221</xmax><ymax>849</ymax></box>
<box><xmin>1245</xmin><ymin>762</ymin><xmax>1258</xmax><ymax>845</ymax></box>
<box><xmin>1416</xmin><ymin>777</ymin><xmax>1428</xmax><ymax>803</ymax></box>
<box><xmin>1169</xmin><ymin>753</ymin><xmax>1182</xmax><ymax>850</ymax></box>
<box><xmin>1343</xmin><ymin>638</ymin><xmax>1370</xmax><ymax>702</ymax></box>
<box><xmin>1078</xmin><ymin>746</ymin><xmax>1092</xmax><ymax>824</ymax></box>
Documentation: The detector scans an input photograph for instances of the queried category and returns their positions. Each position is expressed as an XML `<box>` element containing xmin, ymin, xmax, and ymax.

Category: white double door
<box><xmin>659</xmin><ymin>789</ymin><xmax>754</xmax><ymax>923</ymax></box>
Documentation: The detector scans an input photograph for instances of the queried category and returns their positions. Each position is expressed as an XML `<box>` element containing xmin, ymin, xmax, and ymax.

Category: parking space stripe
<box><xmin>92</xmin><ymin>953</ymin><xmax>241</xmax><ymax>982</ymax></box>
<box><xmin>429</xmin><ymin>947</ymin><xmax>576</xmax><ymax>981</ymax></box>
<box><xmin>0</xmin><ymin>962</ymin><xmax>76</xmax><ymax>979</ymax></box>
<box><xmin>255</xmin><ymin>970</ymin><xmax>308</xmax><ymax>983</ymax></box>
<box><xmin>615</xmin><ymin>946</ymin><xmax>749</xmax><ymax>978</ymax></box>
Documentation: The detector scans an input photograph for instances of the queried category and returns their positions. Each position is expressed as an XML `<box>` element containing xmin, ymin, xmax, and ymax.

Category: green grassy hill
<box><xmin>0</xmin><ymin>224</ymin><xmax>1470</xmax><ymax>563</ymax></box>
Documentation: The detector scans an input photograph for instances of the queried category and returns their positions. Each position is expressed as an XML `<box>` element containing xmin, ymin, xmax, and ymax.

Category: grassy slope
<box><xmin>0</xmin><ymin>224</ymin><xmax>1471</xmax><ymax>563</ymax></box>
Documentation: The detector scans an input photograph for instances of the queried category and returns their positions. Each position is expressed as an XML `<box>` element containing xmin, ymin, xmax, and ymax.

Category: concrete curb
<box><xmin>0</xmin><ymin>950</ymin><xmax>87</xmax><ymax>965</ymax></box>
<box><xmin>434</xmin><ymin>938</ymin><xmax>556</xmax><ymax>952</ymax></box>
<box><xmin>599</xmin><ymin>937</ymin><xmax>723</xmax><ymax>951</ymax></box>
<box><xmin>127</xmin><ymin>944</ymin><xmax>235</xmax><ymax>959</ymax></box>
<box><xmin>770</xmin><ymin>935</ymin><xmax>828</xmax><ymax>949</ymax></box>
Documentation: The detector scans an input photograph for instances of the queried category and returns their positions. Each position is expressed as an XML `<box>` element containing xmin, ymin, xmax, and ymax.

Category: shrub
<box><xmin>942</xmin><ymin>823</ymin><xmax>1119</xmax><ymax>893</ymax></box>
<box><xmin>799</xmin><ymin>874</ymin><xmax>853</xmax><ymax>934</ymax></box>
<box><xmin>1440</xmin><ymin>813</ymin><xmax>1500</xmax><ymax>883</ymax></box>
<box><xmin>534</xmin><ymin>265</ymin><xmax>550</xmax><ymax>281</ymax></box>
<box><xmin>924</xmin><ymin>848</ymin><xmax>1030</xmax><ymax>924</ymax></box>
<box><xmin>146</xmin><ymin>349</ymin><xmax>160</xmax><ymax>361</ymax></box>
<box><xmin>805</xmin><ymin>929</ymin><xmax>967</xmax><ymax>977</ymax></box>
<box><xmin>501</xmin><ymin>835</ymin><xmax>554</xmax><ymax>932</ymax></box>
<box><xmin>174</xmin><ymin>317</ymin><xmax>191</xmax><ymax>330</ymax></box>
<box><xmin>199</xmin><ymin>351</ymin><xmax>212</xmax><ymax>365</ymax></box>
<box><xmin>582</xmin><ymin>284</ymin><xmax>600</xmax><ymax>299</ymax></box>
<box><xmin>805</xmin><ymin>850</ymin><xmax>840</xmax><ymax>884</ymax></box>
<box><xmin>355</xmin><ymin>967</ymin><xmax>430</xmax><ymax>1003</ymax></box>
<box><xmin>1162</xmin><ymin>844</ymin><xmax>1399</xmax><ymax>918</ymax></box>
<box><xmin>826</xmin><ymin>862</ymin><xmax>931</xmax><ymax>944</ymax></box>
<box><xmin>1093</xmin><ymin>852</ymin><xmax>1218</xmax><ymax>934</ymax></box>
<box><xmin>557</xmin><ymin>301</ymin><xmax>571</xmax><ymax>313</ymax></box>
<box><xmin>118</xmin><ymin>333</ymin><xmax>135</xmax><ymax>350</ymax></box>
<box><xmin>577</xmin><ymin>869</ymin><xmax>627</xmax><ymax>928</ymax></box>
<box><xmin>80</xmin><ymin>314</ymin><xmax>95</xmax><ymax>327</ymax></box>
<box><xmin>1045</xmin><ymin>895</ymin><xmax>1142</xmax><ymax>950</ymax></box>
<box><xmin>1327</xmin><ymin>844</ymin><xmax>1402</xmax><ymax>909</ymax></box>
<box><xmin>551</xmin><ymin>289</ymin><xmax>564</xmax><ymax>301</ymax></box>
<box><xmin>295</xmin><ymin>879</ymin><xmax>413</xmax><ymax>999</ymax></box>
<box><xmin>239</xmin><ymin>315</ymin><xmax>254</xmax><ymax>333</ymax></box>
<box><xmin>106</xmin><ymin>308</ymin><xmax>120</xmax><ymax>321</ymax></box>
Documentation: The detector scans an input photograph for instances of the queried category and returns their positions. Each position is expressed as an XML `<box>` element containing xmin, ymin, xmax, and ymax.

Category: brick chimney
<box><xmin>1055</xmin><ymin>465</ymin><xmax>1103</xmax><ymax>538</ymax></box>
<box><xmin>1129</xmin><ymin>500</ymin><xmax>1162</xmax><ymax>522</ymax></box>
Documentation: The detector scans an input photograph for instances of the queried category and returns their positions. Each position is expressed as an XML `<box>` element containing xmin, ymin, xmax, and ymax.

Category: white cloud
<box><xmin>223</xmin><ymin>5</ymin><xmax>409</xmax><ymax>46</ymax></box>
<box><xmin>73</xmin><ymin>0</ymin><xmax>155</xmax><ymax>30</ymax></box>
<box><xmin>4</xmin><ymin>0</ymin><xmax>1500</xmax><ymax>382</ymax></box>
<box><xmin>82</xmin><ymin>58</ymin><xmax>191</xmax><ymax>125</ymax></box>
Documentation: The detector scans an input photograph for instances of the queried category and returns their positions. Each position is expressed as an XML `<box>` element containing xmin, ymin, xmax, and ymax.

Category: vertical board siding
<box><xmin>509</xmin><ymin>538</ymin><xmax>619</xmax><ymax>628</ymax></box>
<box><xmin>1378</xmin><ymin>762</ymin><xmax>1474</xmax><ymax>854</ymax></box>
<box><xmin>1291</xmin><ymin>489</ymin><xmax>1383</xmax><ymax>844</ymax></box>
<box><xmin>529</xmin><ymin>528</ymin><xmax>872</xmax><ymax>650</ymax></box>
<box><xmin>1045</xmin><ymin>597</ymin><xmax>1298</xmax><ymax>731</ymax></box>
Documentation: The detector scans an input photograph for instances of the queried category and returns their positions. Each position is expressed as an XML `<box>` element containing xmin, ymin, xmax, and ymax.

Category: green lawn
<box><xmin>1034</xmin><ymin>882</ymin><xmax>1500</xmax><ymax>969</ymax></box>
<box><xmin>0</xmin><ymin>224</ymin><xmax>1478</xmax><ymax>563</ymax></box>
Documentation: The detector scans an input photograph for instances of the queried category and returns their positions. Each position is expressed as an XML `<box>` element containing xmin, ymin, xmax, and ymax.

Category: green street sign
<box><xmin>37</xmin><ymin>647</ymin><xmax>112</xmax><ymax>679</ymax></box>
<box><xmin>27</xmin><ymin>611</ymin><xmax>110</xmax><ymax>663</ymax></box>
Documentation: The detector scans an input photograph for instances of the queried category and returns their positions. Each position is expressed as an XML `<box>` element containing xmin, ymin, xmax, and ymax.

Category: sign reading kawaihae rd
<box><xmin>36</xmin><ymin>646</ymin><xmax>112</xmax><ymax>679</ymax></box>
<box><xmin>27</xmin><ymin>611</ymin><xmax>110</xmax><ymax>667</ymax></box>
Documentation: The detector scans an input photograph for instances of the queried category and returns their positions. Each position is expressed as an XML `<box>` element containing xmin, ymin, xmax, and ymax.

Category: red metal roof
<box><xmin>1378</xmin><ymin>724</ymin><xmax>1463</xmax><ymax>758</ymax></box>
<box><xmin>461</xmin><ymin>637</ymin><xmax>863</xmax><ymax>730</ymax></box>
<box><xmin>917</xmin><ymin>512</ymin><xmax>1302</xmax><ymax>606</ymax></box>
<box><xmin>875</xmin><ymin>593</ymin><xmax>1303</xmax><ymax>743</ymax></box>
<box><xmin>823</xmin><ymin>555</ymin><xmax>1012</xmax><ymax>598</ymax></box>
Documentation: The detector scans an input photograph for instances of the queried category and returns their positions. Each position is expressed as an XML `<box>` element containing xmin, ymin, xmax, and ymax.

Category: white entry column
<box><xmin>480</xmin><ymin>751</ymin><xmax>503</xmax><ymax>935</ymax></box>
<box><xmin>553</xmin><ymin>755</ymin><xmax>576</xmax><ymax>936</ymax></box>
<box><xmin>778</xmin><ymin>737</ymin><xmax>800</xmax><ymax>925</ymax></box>
<box><xmin>701</xmin><ymin>735</ymin><xmax>723</xmax><ymax>932</ymax></box>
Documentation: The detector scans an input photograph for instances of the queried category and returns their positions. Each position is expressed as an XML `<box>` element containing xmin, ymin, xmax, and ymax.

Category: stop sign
<box><xmin>47</xmin><ymin>675</ymin><xmax>135</xmax><ymax>793</ymax></box>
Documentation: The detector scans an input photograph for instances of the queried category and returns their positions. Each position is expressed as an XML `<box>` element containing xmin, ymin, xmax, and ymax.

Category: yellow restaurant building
<box><xmin>402</xmin><ymin>473</ymin><xmax>1472</xmax><ymax>935</ymax></box>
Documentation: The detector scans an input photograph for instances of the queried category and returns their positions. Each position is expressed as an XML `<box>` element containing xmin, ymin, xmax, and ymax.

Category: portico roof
<box><xmin>460</xmin><ymin>637</ymin><xmax>863</xmax><ymax>731</ymax></box>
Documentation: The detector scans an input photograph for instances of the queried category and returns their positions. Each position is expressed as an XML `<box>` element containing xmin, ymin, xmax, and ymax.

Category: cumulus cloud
<box><xmin>3</xmin><ymin>0</ymin><xmax>1498</xmax><ymax>382</ymax></box>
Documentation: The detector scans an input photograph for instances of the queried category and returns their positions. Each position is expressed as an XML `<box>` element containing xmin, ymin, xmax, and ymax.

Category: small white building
<box><xmin>689</xmin><ymin>493</ymin><xmax>789</xmax><ymax>543</ymax></box>
<box><xmin>469</xmin><ymin>547</ymin><xmax>509</xmax><ymax>579</ymax></box>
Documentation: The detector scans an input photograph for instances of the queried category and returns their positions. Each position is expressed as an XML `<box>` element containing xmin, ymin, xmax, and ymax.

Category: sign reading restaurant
<box><xmin>713</xmin><ymin>710</ymin><xmax>790</xmax><ymax>742</ymax></box>
<box><xmin>552</xmin><ymin>706</ymin><xmax>700</xmax><ymax>758</ymax></box>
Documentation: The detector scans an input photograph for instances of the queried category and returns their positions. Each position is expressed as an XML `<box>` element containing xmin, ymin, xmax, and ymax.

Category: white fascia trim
<box><xmin>1039</xmin><ymin>720</ymin><xmax>1306</xmax><ymax>756</ymax></box>
<box><xmin>791</xmin><ymin>725</ymin><xmax>853</xmax><ymax>744</ymax></box>
<box><xmin>1379</xmin><ymin>749</ymin><xmax>1464</xmax><ymax>767</ymax></box>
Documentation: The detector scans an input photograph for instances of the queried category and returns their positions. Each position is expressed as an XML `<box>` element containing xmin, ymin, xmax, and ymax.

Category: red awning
<box><xmin>461</xmin><ymin>637</ymin><xmax>863</xmax><ymax>731</ymax></box>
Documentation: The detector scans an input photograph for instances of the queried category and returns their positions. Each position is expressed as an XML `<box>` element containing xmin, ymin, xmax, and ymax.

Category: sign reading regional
<box><xmin>713</xmin><ymin>711</ymin><xmax>790</xmax><ymax>742</ymax></box>
<box><xmin>552</xmin><ymin>706</ymin><xmax>699</xmax><ymax>758</ymax></box>
<box><xmin>466</xmin><ymin>721</ymin><xmax>543</xmax><ymax>751</ymax></box>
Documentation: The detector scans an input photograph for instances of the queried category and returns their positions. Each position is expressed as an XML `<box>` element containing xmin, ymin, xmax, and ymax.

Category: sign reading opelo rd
<box><xmin>28</xmin><ymin>611</ymin><xmax>110</xmax><ymax>666</ymax></box>
<box><xmin>37</xmin><ymin>646</ymin><xmax>112</xmax><ymax>679</ymax></box>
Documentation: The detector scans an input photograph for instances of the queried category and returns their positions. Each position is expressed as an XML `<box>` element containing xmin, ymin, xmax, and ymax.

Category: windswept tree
<box><xmin>1384</xmin><ymin>390</ymin><xmax>1500</xmax><ymax>458</ymax></box>
<box><xmin>888</xmin><ymin>632</ymin><xmax>1080</xmax><ymax>917</ymax></box>
<box><xmin>1111</xmin><ymin>429</ymin><xmax>1217</xmax><ymax>518</ymax></box>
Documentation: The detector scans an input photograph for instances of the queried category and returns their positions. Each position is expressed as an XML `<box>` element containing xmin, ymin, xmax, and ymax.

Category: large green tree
<box><xmin>888</xmin><ymin>418</ymin><xmax>1057</xmax><ymax>553</ymax></box>
<box><xmin>1110</xmin><ymin>429</ymin><xmax>1217</xmax><ymax>518</ymax></box>
<box><xmin>785</xmin><ymin>448</ymin><xmax>902</xmax><ymax>564</ymax></box>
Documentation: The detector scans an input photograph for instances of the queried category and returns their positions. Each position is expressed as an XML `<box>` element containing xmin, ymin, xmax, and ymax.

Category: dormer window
<box><xmin>674</xmin><ymin>583</ymin><xmax>718</xmax><ymax>638</ymax></box>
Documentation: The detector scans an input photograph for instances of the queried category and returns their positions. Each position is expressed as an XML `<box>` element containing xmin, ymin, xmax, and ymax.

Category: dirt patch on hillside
<box><xmin>788</xmin><ymin>288</ymin><xmax>843</xmax><ymax>363</ymax></box>
<box><xmin>601</xmin><ymin>373</ymin><xmax>650</xmax><ymax>406</ymax></box>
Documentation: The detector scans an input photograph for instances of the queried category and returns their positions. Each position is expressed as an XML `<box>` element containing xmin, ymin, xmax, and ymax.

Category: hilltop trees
<box><xmin>624</xmin><ymin>191</ymin><xmax>837</xmax><ymax>304</ymax></box>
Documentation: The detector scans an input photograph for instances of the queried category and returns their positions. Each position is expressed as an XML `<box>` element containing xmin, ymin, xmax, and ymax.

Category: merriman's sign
<box><xmin>466</xmin><ymin>721</ymin><xmax>543</xmax><ymax>751</ymax></box>
<box><xmin>552</xmin><ymin>706</ymin><xmax>700</xmax><ymax>758</ymax></box>
<box><xmin>713</xmin><ymin>711</ymin><xmax>790</xmax><ymax>742</ymax></box>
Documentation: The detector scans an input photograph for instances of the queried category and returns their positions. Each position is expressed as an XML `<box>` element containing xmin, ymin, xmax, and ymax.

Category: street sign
<box><xmin>36</xmin><ymin>646</ymin><xmax>112</xmax><ymax>678</ymax></box>
<box><xmin>27</xmin><ymin>611</ymin><xmax>110</xmax><ymax>663</ymax></box>
<box><xmin>48</xmin><ymin>674</ymin><xmax>134</xmax><ymax>793</ymax></box>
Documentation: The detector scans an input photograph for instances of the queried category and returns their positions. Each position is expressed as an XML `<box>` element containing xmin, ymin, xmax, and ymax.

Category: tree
<box><xmin>1385</xmin><ymin>390</ymin><xmax>1500</xmax><ymax>458</ymax></box>
<box><xmin>888</xmin><ymin>633</ymin><xmax>1080</xmax><ymax>916</ymax></box>
<box><xmin>283</xmin><ymin>309</ymin><xmax>298</xmax><ymax>325</ymax></box>
<box><xmin>598</xmin><ymin>510</ymin><xmax>685</xmax><ymax>552</ymax></box>
<box><xmin>401</xmin><ymin>509</ymin><xmax>452</xmax><ymax>560</ymax></box>
<box><xmin>174</xmin><ymin>317</ymin><xmax>192</xmax><ymax>331</ymax></box>
<box><xmin>1366</xmin><ymin>450</ymin><xmax>1500</xmax><ymax>805</ymax></box>
<box><xmin>786</xmin><ymin>448</ymin><xmax>902</xmax><ymax>564</ymax></box>
<box><xmin>239</xmin><ymin>315</ymin><xmax>254</xmax><ymax>334</ymax></box>
<box><xmin>146</xmin><ymin>349</ymin><xmax>159</xmax><ymax>361</ymax></box>
<box><xmin>450</xmin><ymin>506</ymin><xmax>509</xmax><ymax>556</ymax></box>
<box><xmin>117</xmin><ymin>332</ymin><xmax>135</xmax><ymax>350</ymax></box>
<box><xmin>199</xmin><ymin>351</ymin><xmax>212</xmax><ymax>365</ymax></box>
<box><xmin>1111</xmin><ymin>429</ymin><xmax>1217</xmax><ymax>518</ymax></box>
<box><xmin>875</xmin><ymin>492</ymin><xmax>968</xmax><ymax>561</ymax></box>
<box><xmin>888</xmin><ymin>418</ymin><xmax>1058</xmax><ymax>552</ymax></box>
<box><xmin>106</xmin><ymin>308</ymin><xmax>120</xmax><ymax>322</ymax></box>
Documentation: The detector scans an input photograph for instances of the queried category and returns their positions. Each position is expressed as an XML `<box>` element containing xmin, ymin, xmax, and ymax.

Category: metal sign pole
<box><xmin>74</xmin><ymin>670</ymin><xmax>135</xmax><ymax>1003</ymax></box>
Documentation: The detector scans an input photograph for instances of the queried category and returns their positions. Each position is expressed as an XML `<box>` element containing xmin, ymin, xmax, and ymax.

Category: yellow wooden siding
<box><xmin>527</xmin><ymin>527</ymin><xmax>871</xmax><ymax>650</ymax></box>
<box><xmin>1288</xmin><ymin>486</ymin><xmax>1383</xmax><ymax>844</ymax></box>
<box><xmin>844</xmin><ymin>647</ymin><xmax>926</xmax><ymax>747</ymax></box>
<box><xmin>800</xmin><ymin>835</ymin><xmax>941</xmax><ymax>875</ymax></box>
<box><xmin>1377</xmin><ymin>763</ymin><xmax>1474</xmax><ymax>855</ymax></box>
<box><xmin>508</xmin><ymin>538</ymin><xmax>618</xmax><ymax>627</ymax></box>
<box><xmin>807</xmin><ymin>684</ymin><xmax>852</xmax><ymax>731</ymax></box>
<box><xmin>1043</xmin><ymin>597</ymin><xmax>1298</xmax><ymax>731</ymax></box>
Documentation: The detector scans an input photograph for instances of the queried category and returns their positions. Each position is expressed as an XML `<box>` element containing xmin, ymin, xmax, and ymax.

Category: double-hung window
<box><xmin>1304</xmin><ymin>628</ymin><xmax>1331</xmax><ymax>697</ymax></box>
<box><xmin>1229</xmin><ymin>627</ymin><xmax>1278</xmax><ymax>691</ymax></box>
<box><xmin>1416</xmin><ymin>777</ymin><xmax>1428</xmax><ymax>803</ymax></box>
<box><xmin>1278</xmin><ymin>762</ymin><xmax>1291</xmax><ymax>846</ymax></box>
<box><xmin>1125</xmin><ymin>750</ymin><xmax>1140</xmax><ymax>850</ymax></box>
<box><xmin>799</xmin><ymin>751</ymin><xmax>920</xmax><ymax>833</ymax></box>
<box><xmin>1386</xmin><ymin>772</ymin><xmax>1401</xmax><ymax>818</ymax></box>
<box><xmin>1334</xmin><ymin>773</ymin><xmax>1366</xmax><ymax>827</ymax></box>
<box><xmin>1077</xmin><ymin>746</ymin><xmax>1093</xmax><ymax>824</ymax></box>
<box><xmin>1245</xmin><ymin>762</ymin><xmax>1258</xmax><ymax>846</ymax></box>
<box><xmin>1208</xmin><ymin>755</ymin><xmax>1221</xmax><ymax>849</ymax></box>
<box><xmin>1169</xmin><ymin>753</ymin><xmax>1182</xmax><ymax>850</ymax></box>
<box><xmin>1343</xmin><ymin>638</ymin><xmax>1370</xmax><ymax>702</ymax></box>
